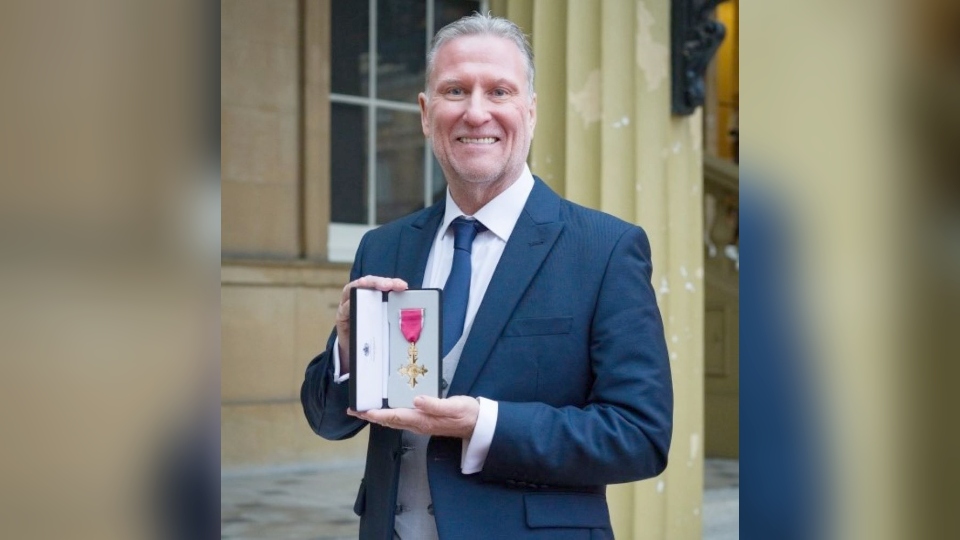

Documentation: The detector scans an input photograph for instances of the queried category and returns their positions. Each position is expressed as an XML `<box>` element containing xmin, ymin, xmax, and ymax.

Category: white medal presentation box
<box><xmin>349</xmin><ymin>288</ymin><xmax>442</xmax><ymax>411</ymax></box>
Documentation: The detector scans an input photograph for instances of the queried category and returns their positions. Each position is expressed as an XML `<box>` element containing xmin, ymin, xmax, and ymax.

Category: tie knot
<box><xmin>450</xmin><ymin>217</ymin><xmax>485</xmax><ymax>253</ymax></box>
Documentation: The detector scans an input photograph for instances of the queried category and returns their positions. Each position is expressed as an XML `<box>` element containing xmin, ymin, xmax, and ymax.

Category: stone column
<box><xmin>492</xmin><ymin>1</ymin><xmax>705</xmax><ymax>538</ymax></box>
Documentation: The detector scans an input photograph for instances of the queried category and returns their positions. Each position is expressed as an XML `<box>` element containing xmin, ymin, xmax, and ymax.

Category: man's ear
<box><xmin>418</xmin><ymin>92</ymin><xmax>430</xmax><ymax>137</ymax></box>
<box><xmin>528</xmin><ymin>93</ymin><xmax>537</xmax><ymax>132</ymax></box>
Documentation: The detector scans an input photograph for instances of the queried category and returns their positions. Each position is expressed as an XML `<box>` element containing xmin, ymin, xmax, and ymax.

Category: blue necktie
<box><xmin>442</xmin><ymin>217</ymin><xmax>486</xmax><ymax>358</ymax></box>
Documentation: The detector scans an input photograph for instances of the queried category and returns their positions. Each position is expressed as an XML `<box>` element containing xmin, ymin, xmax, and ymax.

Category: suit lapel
<box><xmin>448</xmin><ymin>178</ymin><xmax>565</xmax><ymax>397</ymax></box>
<box><xmin>395</xmin><ymin>202</ymin><xmax>444</xmax><ymax>288</ymax></box>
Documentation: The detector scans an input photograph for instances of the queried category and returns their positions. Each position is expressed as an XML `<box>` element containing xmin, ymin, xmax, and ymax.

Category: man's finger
<box><xmin>336</xmin><ymin>298</ymin><xmax>350</xmax><ymax>322</ymax></box>
<box><xmin>340</xmin><ymin>279</ymin><xmax>357</xmax><ymax>305</ymax></box>
<box><xmin>364</xmin><ymin>276</ymin><xmax>408</xmax><ymax>291</ymax></box>
<box><xmin>337</xmin><ymin>276</ymin><xmax>411</xmax><ymax>329</ymax></box>
<box><xmin>343</xmin><ymin>276</ymin><xmax>409</xmax><ymax>298</ymax></box>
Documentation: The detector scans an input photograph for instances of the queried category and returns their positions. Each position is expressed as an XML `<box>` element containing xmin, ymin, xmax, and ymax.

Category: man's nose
<box><xmin>463</xmin><ymin>93</ymin><xmax>491</xmax><ymax>125</ymax></box>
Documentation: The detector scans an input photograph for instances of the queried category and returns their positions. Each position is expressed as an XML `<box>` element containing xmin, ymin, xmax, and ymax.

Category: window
<box><xmin>328</xmin><ymin>0</ymin><xmax>484</xmax><ymax>262</ymax></box>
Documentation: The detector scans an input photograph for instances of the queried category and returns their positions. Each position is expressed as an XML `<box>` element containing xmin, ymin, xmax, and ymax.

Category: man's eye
<box><xmin>492</xmin><ymin>88</ymin><xmax>508</xmax><ymax>97</ymax></box>
<box><xmin>447</xmin><ymin>88</ymin><xmax>464</xmax><ymax>96</ymax></box>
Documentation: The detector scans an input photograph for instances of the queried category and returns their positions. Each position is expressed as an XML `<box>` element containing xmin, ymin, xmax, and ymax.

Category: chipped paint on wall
<box><xmin>636</xmin><ymin>1</ymin><xmax>669</xmax><ymax>92</ymax></box>
<box><xmin>659</xmin><ymin>276</ymin><xmax>670</xmax><ymax>294</ymax></box>
<box><xmin>568</xmin><ymin>69</ymin><xmax>602</xmax><ymax>128</ymax></box>
<box><xmin>691</xmin><ymin>111</ymin><xmax>703</xmax><ymax>152</ymax></box>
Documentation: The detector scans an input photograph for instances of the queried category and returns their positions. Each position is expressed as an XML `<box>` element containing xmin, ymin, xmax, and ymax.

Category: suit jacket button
<box><xmin>395</xmin><ymin>505</ymin><xmax>404</xmax><ymax>515</ymax></box>
<box><xmin>427</xmin><ymin>504</ymin><xmax>434</xmax><ymax>516</ymax></box>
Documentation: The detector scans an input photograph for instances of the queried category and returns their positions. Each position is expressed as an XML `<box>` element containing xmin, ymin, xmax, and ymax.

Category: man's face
<box><xmin>419</xmin><ymin>34</ymin><xmax>536</xmax><ymax>191</ymax></box>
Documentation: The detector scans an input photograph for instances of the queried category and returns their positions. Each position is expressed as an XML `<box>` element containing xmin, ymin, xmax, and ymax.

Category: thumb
<box><xmin>413</xmin><ymin>395</ymin><xmax>444</xmax><ymax>414</ymax></box>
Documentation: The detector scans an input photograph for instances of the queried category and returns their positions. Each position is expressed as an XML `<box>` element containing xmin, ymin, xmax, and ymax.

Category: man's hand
<box><xmin>335</xmin><ymin>276</ymin><xmax>408</xmax><ymax>374</ymax></box>
<box><xmin>348</xmin><ymin>396</ymin><xmax>480</xmax><ymax>439</ymax></box>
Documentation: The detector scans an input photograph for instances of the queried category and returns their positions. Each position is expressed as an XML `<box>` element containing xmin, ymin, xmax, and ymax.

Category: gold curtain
<box><xmin>490</xmin><ymin>1</ymin><xmax>705</xmax><ymax>538</ymax></box>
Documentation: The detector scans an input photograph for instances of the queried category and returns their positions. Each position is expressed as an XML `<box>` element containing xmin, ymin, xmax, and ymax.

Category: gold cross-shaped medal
<box><xmin>397</xmin><ymin>342</ymin><xmax>428</xmax><ymax>388</ymax></box>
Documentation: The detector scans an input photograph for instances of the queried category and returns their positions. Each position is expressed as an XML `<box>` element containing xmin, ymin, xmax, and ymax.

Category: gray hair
<box><xmin>425</xmin><ymin>12</ymin><xmax>535</xmax><ymax>98</ymax></box>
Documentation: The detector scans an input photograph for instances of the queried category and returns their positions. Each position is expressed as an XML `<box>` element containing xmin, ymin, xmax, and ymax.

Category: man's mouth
<box><xmin>457</xmin><ymin>137</ymin><xmax>498</xmax><ymax>144</ymax></box>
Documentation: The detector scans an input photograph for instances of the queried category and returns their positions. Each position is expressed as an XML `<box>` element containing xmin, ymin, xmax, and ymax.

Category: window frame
<box><xmin>327</xmin><ymin>0</ymin><xmax>487</xmax><ymax>262</ymax></box>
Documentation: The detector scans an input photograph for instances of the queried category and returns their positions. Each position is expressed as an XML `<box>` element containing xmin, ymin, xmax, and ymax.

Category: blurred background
<box><xmin>0</xmin><ymin>0</ymin><xmax>957</xmax><ymax>538</ymax></box>
<box><xmin>0</xmin><ymin>0</ymin><xmax>219</xmax><ymax>539</ymax></box>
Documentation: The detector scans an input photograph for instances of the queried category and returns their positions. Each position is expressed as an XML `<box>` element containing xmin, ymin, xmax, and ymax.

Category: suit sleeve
<box><xmin>480</xmin><ymin>226</ymin><xmax>673</xmax><ymax>486</ymax></box>
<box><xmin>300</xmin><ymin>237</ymin><xmax>369</xmax><ymax>441</ymax></box>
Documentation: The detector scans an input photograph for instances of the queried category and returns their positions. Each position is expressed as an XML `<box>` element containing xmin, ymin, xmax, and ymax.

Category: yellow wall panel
<box><xmin>293</xmin><ymin>286</ymin><xmax>342</xmax><ymax>390</ymax></box>
<box><xmin>221</xmin><ymin>36</ymin><xmax>298</xmax><ymax>113</ymax></box>
<box><xmin>222</xmin><ymin>286</ymin><xmax>298</xmax><ymax>402</ymax></box>
<box><xmin>221</xmin><ymin>0</ymin><xmax>299</xmax><ymax>48</ymax></box>
<box><xmin>222</xmin><ymin>402</ymin><xmax>370</xmax><ymax>468</ymax></box>
<box><xmin>222</xmin><ymin>106</ymin><xmax>298</xmax><ymax>186</ymax></box>
<box><xmin>222</xmin><ymin>181</ymin><xmax>299</xmax><ymax>256</ymax></box>
<box><xmin>221</xmin><ymin>0</ymin><xmax>300</xmax><ymax>256</ymax></box>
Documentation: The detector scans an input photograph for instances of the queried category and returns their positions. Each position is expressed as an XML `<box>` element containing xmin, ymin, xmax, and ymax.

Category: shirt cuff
<box><xmin>461</xmin><ymin>397</ymin><xmax>497</xmax><ymax>474</ymax></box>
<box><xmin>332</xmin><ymin>337</ymin><xmax>350</xmax><ymax>384</ymax></box>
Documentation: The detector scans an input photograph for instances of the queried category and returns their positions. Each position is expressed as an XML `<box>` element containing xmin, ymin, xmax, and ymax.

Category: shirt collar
<box><xmin>441</xmin><ymin>164</ymin><xmax>535</xmax><ymax>243</ymax></box>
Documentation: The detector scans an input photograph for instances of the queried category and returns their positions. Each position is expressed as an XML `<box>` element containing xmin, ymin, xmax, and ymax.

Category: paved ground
<box><xmin>702</xmin><ymin>459</ymin><xmax>739</xmax><ymax>540</ymax></box>
<box><xmin>222</xmin><ymin>459</ymin><xmax>739</xmax><ymax>539</ymax></box>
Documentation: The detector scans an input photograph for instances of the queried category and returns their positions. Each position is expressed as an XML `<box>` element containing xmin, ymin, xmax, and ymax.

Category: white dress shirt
<box><xmin>333</xmin><ymin>164</ymin><xmax>535</xmax><ymax>474</ymax></box>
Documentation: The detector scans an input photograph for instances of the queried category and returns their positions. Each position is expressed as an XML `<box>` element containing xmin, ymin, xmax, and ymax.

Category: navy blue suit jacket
<box><xmin>302</xmin><ymin>178</ymin><xmax>672</xmax><ymax>539</ymax></box>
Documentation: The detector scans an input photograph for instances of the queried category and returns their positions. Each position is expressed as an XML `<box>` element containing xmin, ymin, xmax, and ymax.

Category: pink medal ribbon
<box><xmin>400</xmin><ymin>308</ymin><xmax>424</xmax><ymax>344</ymax></box>
<box><xmin>398</xmin><ymin>308</ymin><xmax>428</xmax><ymax>388</ymax></box>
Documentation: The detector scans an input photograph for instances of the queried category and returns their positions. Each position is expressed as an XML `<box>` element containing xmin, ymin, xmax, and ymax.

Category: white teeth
<box><xmin>459</xmin><ymin>137</ymin><xmax>497</xmax><ymax>144</ymax></box>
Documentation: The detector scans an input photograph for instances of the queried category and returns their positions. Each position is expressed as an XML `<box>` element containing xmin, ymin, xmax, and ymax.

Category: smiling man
<box><xmin>302</xmin><ymin>13</ymin><xmax>673</xmax><ymax>540</ymax></box>
<box><xmin>419</xmin><ymin>31</ymin><xmax>536</xmax><ymax>213</ymax></box>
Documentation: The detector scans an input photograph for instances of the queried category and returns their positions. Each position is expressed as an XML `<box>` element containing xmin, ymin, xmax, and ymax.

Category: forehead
<box><xmin>430</xmin><ymin>34</ymin><xmax>527</xmax><ymax>82</ymax></box>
